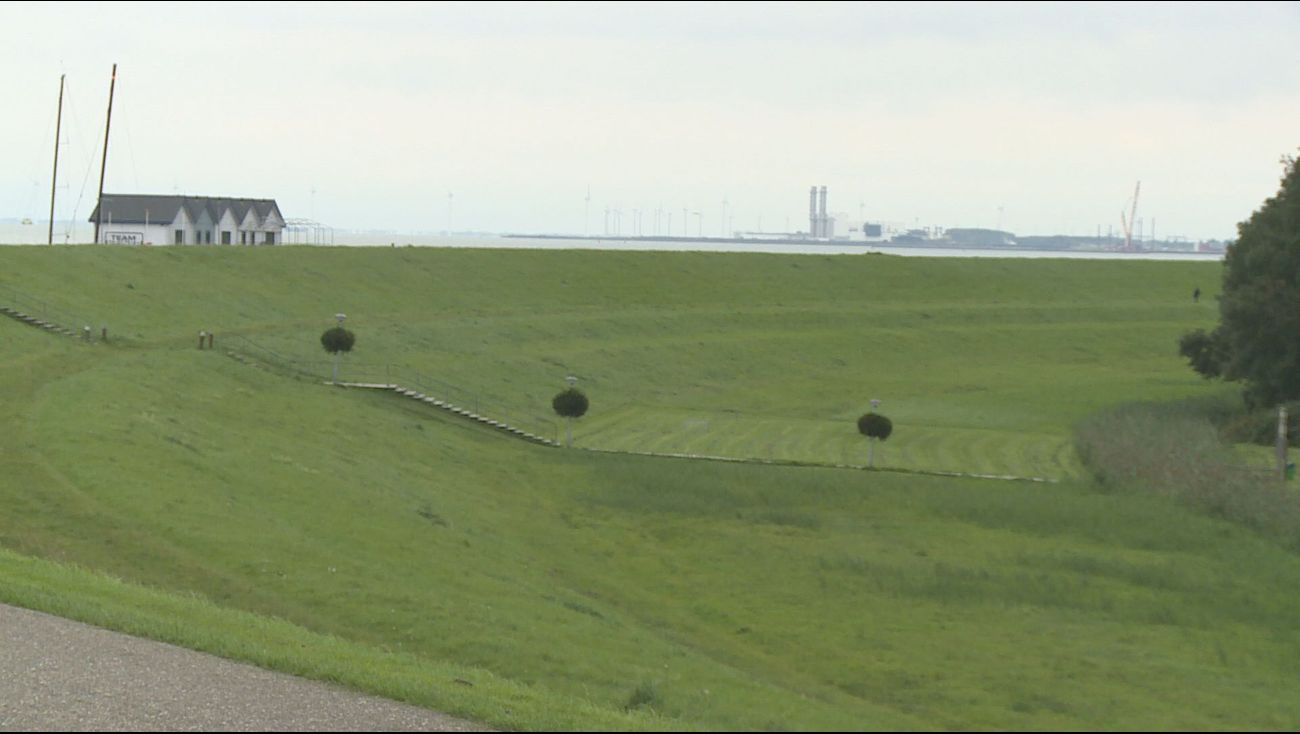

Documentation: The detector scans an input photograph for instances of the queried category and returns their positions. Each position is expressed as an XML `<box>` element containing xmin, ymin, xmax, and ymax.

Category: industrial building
<box><xmin>808</xmin><ymin>185</ymin><xmax>835</xmax><ymax>239</ymax></box>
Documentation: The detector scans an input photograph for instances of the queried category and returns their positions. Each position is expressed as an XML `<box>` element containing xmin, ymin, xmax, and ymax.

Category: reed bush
<box><xmin>1075</xmin><ymin>398</ymin><xmax>1300</xmax><ymax>549</ymax></box>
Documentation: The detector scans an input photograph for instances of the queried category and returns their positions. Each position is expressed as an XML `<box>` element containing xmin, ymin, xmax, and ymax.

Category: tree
<box><xmin>1182</xmin><ymin>155</ymin><xmax>1300</xmax><ymax>406</ymax></box>
<box><xmin>857</xmin><ymin>412</ymin><xmax>893</xmax><ymax>467</ymax></box>
<box><xmin>321</xmin><ymin>326</ymin><xmax>355</xmax><ymax>383</ymax></box>
<box><xmin>552</xmin><ymin>387</ymin><xmax>589</xmax><ymax>447</ymax></box>
<box><xmin>1178</xmin><ymin>328</ymin><xmax>1225</xmax><ymax>379</ymax></box>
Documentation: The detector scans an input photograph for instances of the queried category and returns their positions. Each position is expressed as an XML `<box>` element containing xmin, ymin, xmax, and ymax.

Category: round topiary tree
<box><xmin>857</xmin><ymin>412</ymin><xmax>893</xmax><ymax>467</ymax></box>
<box><xmin>552</xmin><ymin>387</ymin><xmax>589</xmax><ymax>447</ymax></box>
<box><xmin>321</xmin><ymin>325</ymin><xmax>356</xmax><ymax>383</ymax></box>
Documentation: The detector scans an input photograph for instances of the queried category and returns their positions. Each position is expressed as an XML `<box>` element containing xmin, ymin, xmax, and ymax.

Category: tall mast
<box><xmin>94</xmin><ymin>63</ymin><xmax>117</xmax><ymax>245</ymax></box>
<box><xmin>48</xmin><ymin>73</ymin><xmax>65</xmax><ymax>246</ymax></box>
<box><xmin>1122</xmin><ymin>181</ymin><xmax>1141</xmax><ymax>251</ymax></box>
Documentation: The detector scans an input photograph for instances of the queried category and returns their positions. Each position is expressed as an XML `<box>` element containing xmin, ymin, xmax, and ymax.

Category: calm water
<box><xmin>0</xmin><ymin>224</ymin><xmax>1224</xmax><ymax>262</ymax></box>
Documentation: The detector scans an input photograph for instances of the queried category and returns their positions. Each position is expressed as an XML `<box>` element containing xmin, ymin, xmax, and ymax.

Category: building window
<box><xmin>264</xmin><ymin>232</ymin><xmax>276</xmax><ymax>245</ymax></box>
<box><xmin>175</xmin><ymin>229</ymin><xmax>184</xmax><ymax>245</ymax></box>
<box><xmin>221</xmin><ymin>230</ymin><xmax>231</xmax><ymax>245</ymax></box>
<box><xmin>240</xmin><ymin>231</ymin><xmax>247</xmax><ymax>245</ymax></box>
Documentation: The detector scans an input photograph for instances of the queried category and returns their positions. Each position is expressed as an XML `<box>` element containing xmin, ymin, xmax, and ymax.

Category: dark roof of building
<box><xmin>88</xmin><ymin>194</ymin><xmax>283</xmax><ymax>226</ymax></box>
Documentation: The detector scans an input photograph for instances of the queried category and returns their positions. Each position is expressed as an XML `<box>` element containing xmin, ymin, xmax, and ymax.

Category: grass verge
<box><xmin>0</xmin><ymin>545</ymin><xmax>670</xmax><ymax>731</ymax></box>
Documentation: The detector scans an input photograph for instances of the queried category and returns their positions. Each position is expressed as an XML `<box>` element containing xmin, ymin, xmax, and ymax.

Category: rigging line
<box><xmin>68</xmin><ymin>125</ymin><xmax>102</xmax><ymax>243</ymax></box>
<box><xmin>49</xmin><ymin>78</ymin><xmax>82</xmax><ymax>236</ymax></box>
<box><xmin>24</xmin><ymin>96</ymin><xmax>59</xmax><ymax>219</ymax></box>
<box><xmin>64</xmin><ymin>82</ymin><xmax>104</xmax><ymax>244</ymax></box>
<box><xmin>56</xmin><ymin>81</ymin><xmax>89</xmax><ymax>210</ymax></box>
<box><xmin>121</xmin><ymin>98</ymin><xmax>141</xmax><ymax>192</ymax></box>
<box><xmin>59</xmin><ymin>79</ymin><xmax>98</xmax><ymax>241</ymax></box>
<box><xmin>110</xmin><ymin>75</ymin><xmax>141</xmax><ymax>194</ymax></box>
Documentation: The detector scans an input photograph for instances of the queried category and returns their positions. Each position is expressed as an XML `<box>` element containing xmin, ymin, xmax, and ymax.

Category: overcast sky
<box><xmin>3</xmin><ymin>1</ymin><xmax>1298</xmax><ymax>240</ymax></box>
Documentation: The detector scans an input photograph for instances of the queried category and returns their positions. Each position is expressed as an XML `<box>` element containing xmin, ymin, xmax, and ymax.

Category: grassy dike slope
<box><xmin>3</xmin><ymin>246</ymin><xmax>1223</xmax><ymax>476</ymax></box>
<box><xmin>4</xmin><ymin>246</ymin><xmax>1300</xmax><ymax>730</ymax></box>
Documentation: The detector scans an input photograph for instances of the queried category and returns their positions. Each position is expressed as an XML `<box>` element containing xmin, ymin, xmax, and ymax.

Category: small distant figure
<box><xmin>1193</xmin><ymin>287</ymin><xmax>1201</xmax><ymax>303</ymax></box>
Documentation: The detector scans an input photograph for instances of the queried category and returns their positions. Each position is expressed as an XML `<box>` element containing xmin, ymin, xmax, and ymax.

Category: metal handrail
<box><xmin>0</xmin><ymin>285</ymin><xmax>102</xmax><ymax>340</ymax></box>
<box><xmin>389</xmin><ymin>365</ymin><xmax>558</xmax><ymax>442</ymax></box>
<box><xmin>224</xmin><ymin>335</ymin><xmax>558</xmax><ymax>443</ymax></box>
<box><xmin>223</xmin><ymin>335</ymin><xmax>386</xmax><ymax>382</ymax></box>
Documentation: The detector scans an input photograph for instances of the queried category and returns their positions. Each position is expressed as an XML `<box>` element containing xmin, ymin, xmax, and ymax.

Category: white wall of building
<box><xmin>97</xmin><ymin>200</ymin><xmax>284</xmax><ymax>245</ymax></box>
<box><xmin>99</xmin><ymin>223</ymin><xmax>175</xmax><ymax>245</ymax></box>
<box><xmin>217</xmin><ymin>209</ymin><xmax>240</xmax><ymax>245</ymax></box>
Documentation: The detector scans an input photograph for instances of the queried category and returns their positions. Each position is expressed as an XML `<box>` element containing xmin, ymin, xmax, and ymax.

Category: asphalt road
<box><xmin>0</xmin><ymin>603</ymin><xmax>490</xmax><ymax>732</ymax></box>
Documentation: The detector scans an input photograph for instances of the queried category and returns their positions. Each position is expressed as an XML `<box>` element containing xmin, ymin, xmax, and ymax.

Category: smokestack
<box><xmin>819</xmin><ymin>186</ymin><xmax>828</xmax><ymax>238</ymax></box>
<box><xmin>809</xmin><ymin>186</ymin><xmax>817</xmax><ymax>237</ymax></box>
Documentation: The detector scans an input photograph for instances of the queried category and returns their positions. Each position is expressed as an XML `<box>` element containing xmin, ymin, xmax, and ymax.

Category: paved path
<box><xmin>0</xmin><ymin>603</ymin><xmax>490</xmax><ymax>732</ymax></box>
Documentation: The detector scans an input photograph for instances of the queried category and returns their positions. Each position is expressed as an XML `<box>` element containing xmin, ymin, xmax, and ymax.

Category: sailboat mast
<box><xmin>94</xmin><ymin>63</ymin><xmax>117</xmax><ymax>245</ymax></box>
<box><xmin>48</xmin><ymin>74</ymin><xmax>65</xmax><ymax>246</ymax></box>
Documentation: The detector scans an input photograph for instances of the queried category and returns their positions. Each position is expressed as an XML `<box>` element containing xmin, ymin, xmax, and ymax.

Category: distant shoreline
<box><xmin>0</xmin><ymin>228</ymin><xmax>1224</xmax><ymax>260</ymax></box>
<box><xmin>503</xmin><ymin>232</ymin><xmax>1222</xmax><ymax>257</ymax></box>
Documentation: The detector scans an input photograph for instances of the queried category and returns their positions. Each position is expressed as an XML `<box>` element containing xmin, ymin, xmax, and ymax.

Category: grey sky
<box><xmin>3</xmin><ymin>1</ymin><xmax>1298</xmax><ymax>240</ymax></box>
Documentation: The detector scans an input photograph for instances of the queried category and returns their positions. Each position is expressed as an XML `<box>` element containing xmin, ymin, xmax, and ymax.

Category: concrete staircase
<box><xmin>342</xmin><ymin>383</ymin><xmax>560</xmax><ymax>447</ymax></box>
<box><xmin>0</xmin><ymin>305</ymin><xmax>79</xmax><ymax>337</ymax></box>
<box><xmin>220</xmin><ymin>341</ymin><xmax>559</xmax><ymax>448</ymax></box>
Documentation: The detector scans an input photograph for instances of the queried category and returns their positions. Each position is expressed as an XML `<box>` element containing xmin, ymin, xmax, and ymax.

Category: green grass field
<box><xmin>7</xmin><ymin>245</ymin><xmax>1300</xmax><ymax>730</ymax></box>
<box><xmin>1</xmin><ymin>247</ymin><xmax>1222</xmax><ymax>478</ymax></box>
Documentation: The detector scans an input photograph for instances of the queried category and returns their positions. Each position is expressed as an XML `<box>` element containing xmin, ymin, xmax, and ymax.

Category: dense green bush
<box><xmin>1178</xmin><ymin>328</ymin><xmax>1225</xmax><ymax>379</ymax></box>
<box><xmin>320</xmin><ymin>326</ymin><xmax>356</xmax><ymax>354</ymax></box>
<box><xmin>552</xmin><ymin>388</ymin><xmax>589</xmax><ymax>418</ymax></box>
<box><xmin>856</xmin><ymin>412</ymin><xmax>893</xmax><ymax>468</ymax></box>
<box><xmin>857</xmin><ymin>412</ymin><xmax>893</xmax><ymax>440</ymax></box>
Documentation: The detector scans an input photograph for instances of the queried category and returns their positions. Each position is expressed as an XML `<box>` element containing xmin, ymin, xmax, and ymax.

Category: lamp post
<box><xmin>332</xmin><ymin>313</ymin><xmax>346</xmax><ymax>384</ymax></box>
<box><xmin>1278</xmin><ymin>405</ymin><xmax>1289</xmax><ymax>482</ymax></box>
<box><xmin>868</xmin><ymin>399</ymin><xmax>882</xmax><ymax>467</ymax></box>
<box><xmin>565</xmin><ymin>375</ymin><xmax>577</xmax><ymax>447</ymax></box>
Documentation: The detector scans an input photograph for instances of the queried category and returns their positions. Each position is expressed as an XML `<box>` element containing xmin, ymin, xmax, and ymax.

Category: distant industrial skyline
<box><xmin>2</xmin><ymin>1</ymin><xmax>1298</xmax><ymax>242</ymax></box>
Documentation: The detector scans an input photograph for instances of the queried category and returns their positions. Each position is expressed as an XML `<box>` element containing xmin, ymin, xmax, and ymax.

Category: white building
<box><xmin>88</xmin><ymin>194</ymin><xmax>285</xmax><ymax>245</ymax></box>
